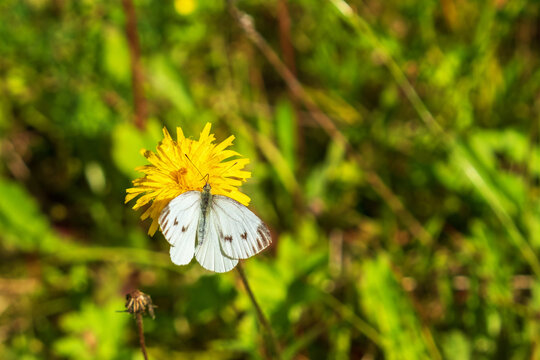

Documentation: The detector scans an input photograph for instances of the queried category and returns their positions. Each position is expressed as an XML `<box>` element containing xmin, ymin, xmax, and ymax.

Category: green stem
<box><xmin>236</xmin><ymin>263</ymin><xmax>281</xmax><ymax>359</ymax></box>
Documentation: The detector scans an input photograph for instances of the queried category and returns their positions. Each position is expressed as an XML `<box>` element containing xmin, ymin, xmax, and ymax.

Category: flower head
<box><xmin>126</xmin><ymin>123</ymin><xmax>251</xmax><ymax>235</ymax></box>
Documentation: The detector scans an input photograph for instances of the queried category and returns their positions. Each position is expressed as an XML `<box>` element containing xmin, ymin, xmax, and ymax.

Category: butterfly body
<box><xmin>158</xmin><ymin>184</ymin><xmax>271</xmax><ymax>273</ymax></box>
<box><xmin>197</xmin><ymin>183</ymin><xmax>212</xmax><ymax>246</ymax></box>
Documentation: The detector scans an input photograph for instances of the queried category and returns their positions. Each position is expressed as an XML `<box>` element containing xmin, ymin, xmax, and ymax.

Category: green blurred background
<box><xmin>1</xmin><ymin>0</ymin><xmax>540</xmax><ymax>358</ymax></box>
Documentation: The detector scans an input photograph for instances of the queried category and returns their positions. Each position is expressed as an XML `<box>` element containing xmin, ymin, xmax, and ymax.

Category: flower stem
<box><xmin>136</xmin><ymin>313</ymin><xmax>149</xmax><ymax>360</ymax></box>
<box><xmin>236</xmin><ymin>263</ymin><xmax>281</xmax><ymax>359</ymax></box>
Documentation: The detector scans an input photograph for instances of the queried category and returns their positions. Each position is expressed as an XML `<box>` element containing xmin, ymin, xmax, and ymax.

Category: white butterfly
<box><xmin>158</xmin><ymin>183</ymin><xmax>272</xmax><ymax>273</ymax></box>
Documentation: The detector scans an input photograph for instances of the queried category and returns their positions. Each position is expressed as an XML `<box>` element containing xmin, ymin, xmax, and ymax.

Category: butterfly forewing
<box><xmin>159</xmin><ymin>191</ymin><xmax>200</xmax><ymax>265</ymax></box>
<box><xmin>211</xmin><ymin>195</ymin><xmax>272</xmax><ymax>260</ymax></box>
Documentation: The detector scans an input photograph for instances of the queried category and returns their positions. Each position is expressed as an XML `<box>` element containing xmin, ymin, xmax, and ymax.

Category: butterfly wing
<box><xmin>159</xmin><ymin>191</ymin><xmax>201</xmax><ymax>266</ymax></box>
<box><xmin>210</xmin><ymin>195</ymin><xmax>272</xmax><ymax>260</ymax></box>
<box><xmin>194</xmin><ymin>208</ymin><xmax>239</xmax><ymax>273</ymax></box>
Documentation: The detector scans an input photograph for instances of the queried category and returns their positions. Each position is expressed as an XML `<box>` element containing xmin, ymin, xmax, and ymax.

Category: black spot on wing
<box><xmin>210</xmin><ymin>195</ymin><xmax>272</xmax><ymax>255</ymax></box>
<box><xmin>174</xmin><ymin>218</ymin><xmax>179</xmax><ymax>226</ymax></box>
<box><xmin>224</xmin><ymin>235</ymin><xmax>233</xmax><ymax>242</ymax></box>
<box><xmin>181</xmin><ymin>225</ymin><xmax>188</xmax><ymax>232</ymax></box>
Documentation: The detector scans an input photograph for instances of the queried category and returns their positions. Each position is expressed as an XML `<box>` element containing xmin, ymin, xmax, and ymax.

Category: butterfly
<box><xmin>158</xmin><ymin>182</ymin><xmax>272</xmax><ymax>273</ymax></box>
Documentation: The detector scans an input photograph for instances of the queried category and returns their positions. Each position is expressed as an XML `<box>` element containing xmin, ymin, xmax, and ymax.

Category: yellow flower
<box><xmin>126</xmin><ymin>123</ymin><xmax>251</xmax><ymax>235</ymax></box>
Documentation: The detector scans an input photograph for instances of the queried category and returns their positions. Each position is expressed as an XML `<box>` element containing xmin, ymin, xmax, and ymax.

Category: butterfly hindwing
<box><xmin>159</xmin><ymin>191</ymin><xmax>200</xmax><ymax>265</ymax></box>
<box><xmin>211</xmin><ymin>195</ymin><xmax>272</xmax><ymax>260</ymax></box>
<box><xmin>194</xmin><ymin>208</ymin><xmax>239</xmax><ymax>273</ymax></box>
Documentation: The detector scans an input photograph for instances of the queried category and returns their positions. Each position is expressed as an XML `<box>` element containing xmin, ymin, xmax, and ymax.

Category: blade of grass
<box><xmin>323</xmin><ymin>295</ymin><xmax>381</xmax><ymax>346</ymax></box>
<box><xmin>236</xmin><ymin>263</ymin><xmax>282</xmax><ymax>359</ymax></box>
<box><xmin>454</xmin><ymin>143</ymin><xmax>540</xmax><ymax>276</ymax></box>
<box><xmin>329</xmin><ymin>0</ymin><xmax>443</xmax><ymax>136</ymax></box>
<box><xmin>329</xmin><ymin>0</ymin><xmax>540</xmax><ymax>277</ymax></box>
<box><xmin>227</xmin><ymin>0</ymin><xmax>433</xmax><ymax>246</ymax></box>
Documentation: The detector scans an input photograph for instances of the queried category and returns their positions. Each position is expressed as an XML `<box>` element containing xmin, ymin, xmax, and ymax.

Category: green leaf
<box><xmin>0</xmin><ymin>178</ymin><xmax>59</xmax><ymax>251</ymax></box>
<box><xmin>442</xmin><ymin>331</ymin><xmax>471</xmax><ymax>360</ymax></box>
<box><xmin>360</xmin><ymin>254</ymin><xmax>432</xmax><ymax>360</ymax></box>
<box><xmin>275</xmin><ymin>98</ymin><xmax>296</xmax><ymax>171</ymax></box>
<box><xmin>111</xmin><ymin>118</ymin><xmax>164</xmax><ymax>179</ymax></box>
<box><xmin>147</xmin><ymin>56</ymin><xmax>195</xmax><ymax>118</ymax></box>
<box><xmin>102</xmin><ymin>26</ymin><xmax>130</xmax><ymax>83</ymax></box>
<box><xmin>54</xmin><ymin>300</ymin><xmax>129</xmax><ymax>360</ymax></box>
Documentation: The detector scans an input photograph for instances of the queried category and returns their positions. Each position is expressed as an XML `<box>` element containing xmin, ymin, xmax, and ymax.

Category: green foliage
<box><xmin>1</xmin><ymin>0</ymin><xmax>540</xmax><ymax>358</ymax></box>
<box><xmin>112</xmin><ymin>118</ymin><xmax>164</xmax><ymax>178</ymax></box>
<box><xmin>53</xmin><ymin>300</ymin><xmax>130</xmax><ymax>360</ymax></box>
<box><xmin>361</xmin><ymin>255</ymin><xmax>431</xmax><ymax>360</ymax></box>
<box><xmin>0</xmin><ymin>179</ymin><xmax>60</xmax><ymax>252</ymax></box>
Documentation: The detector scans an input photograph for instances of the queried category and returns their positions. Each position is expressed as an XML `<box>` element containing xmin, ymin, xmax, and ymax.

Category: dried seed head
<box><xmin>124</xmin><ymin>289</ymin><xmax>157</xmax><ymax>319</ymax></box>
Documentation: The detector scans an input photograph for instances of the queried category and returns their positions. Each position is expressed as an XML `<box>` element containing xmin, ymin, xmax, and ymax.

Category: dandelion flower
<box><xmin>126</xmin><ymin>123</ymin><xmax>252</xmax><ymax>235</ymax></box>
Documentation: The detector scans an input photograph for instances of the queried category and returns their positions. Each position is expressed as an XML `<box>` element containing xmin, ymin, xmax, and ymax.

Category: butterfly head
<box><xmin>203</xmin><ymin>182</ymin><xmax>211</xmax><ymax>193</ymax></box>
<box><xmin>201</xmin><ymin>172</ymin><xmax>212</xmax><ymax>192</ymax></box>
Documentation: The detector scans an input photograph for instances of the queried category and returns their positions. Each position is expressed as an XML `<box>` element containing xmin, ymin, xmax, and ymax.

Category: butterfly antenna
<box><xmin>219</xmin><ymin>161</ymin><xmax>238</xmax><ymax>177</ymax></box>
<box><xmin>185</xmin><ymin>154</ymin><xmax>209</xmax><ymax>184</ymax></box>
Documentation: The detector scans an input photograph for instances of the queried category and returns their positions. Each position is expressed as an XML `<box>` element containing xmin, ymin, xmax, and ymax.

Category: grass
<box><xmin>0</xmin><ymin>0</ymin><xmax>539</xmax><ymax>358</ymax></box>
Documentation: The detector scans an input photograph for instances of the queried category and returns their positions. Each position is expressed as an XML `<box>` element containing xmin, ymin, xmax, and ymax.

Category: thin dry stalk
<box><xmin>227</xmin><ymin>0</ymin><xmax>432</xmax><ymax>246</ymax></box>
<box><xmin>122</xmin><ymin>289</ymin><xmax>156</xmax><ymax>360</ymax></box>
<box><xmin>121</xmin><ymin>0</ymin><xmax>147</xmax><ymax>130</ymax></box>
<box><xmin>136</xmin><ymin>313</ymin><xmax>149</xmax><ymax>360</ymax></box>
<box><xmin>276</xmin><ymin>0</ymin><xmax>304</xmax><ymax>167</ymax></box>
